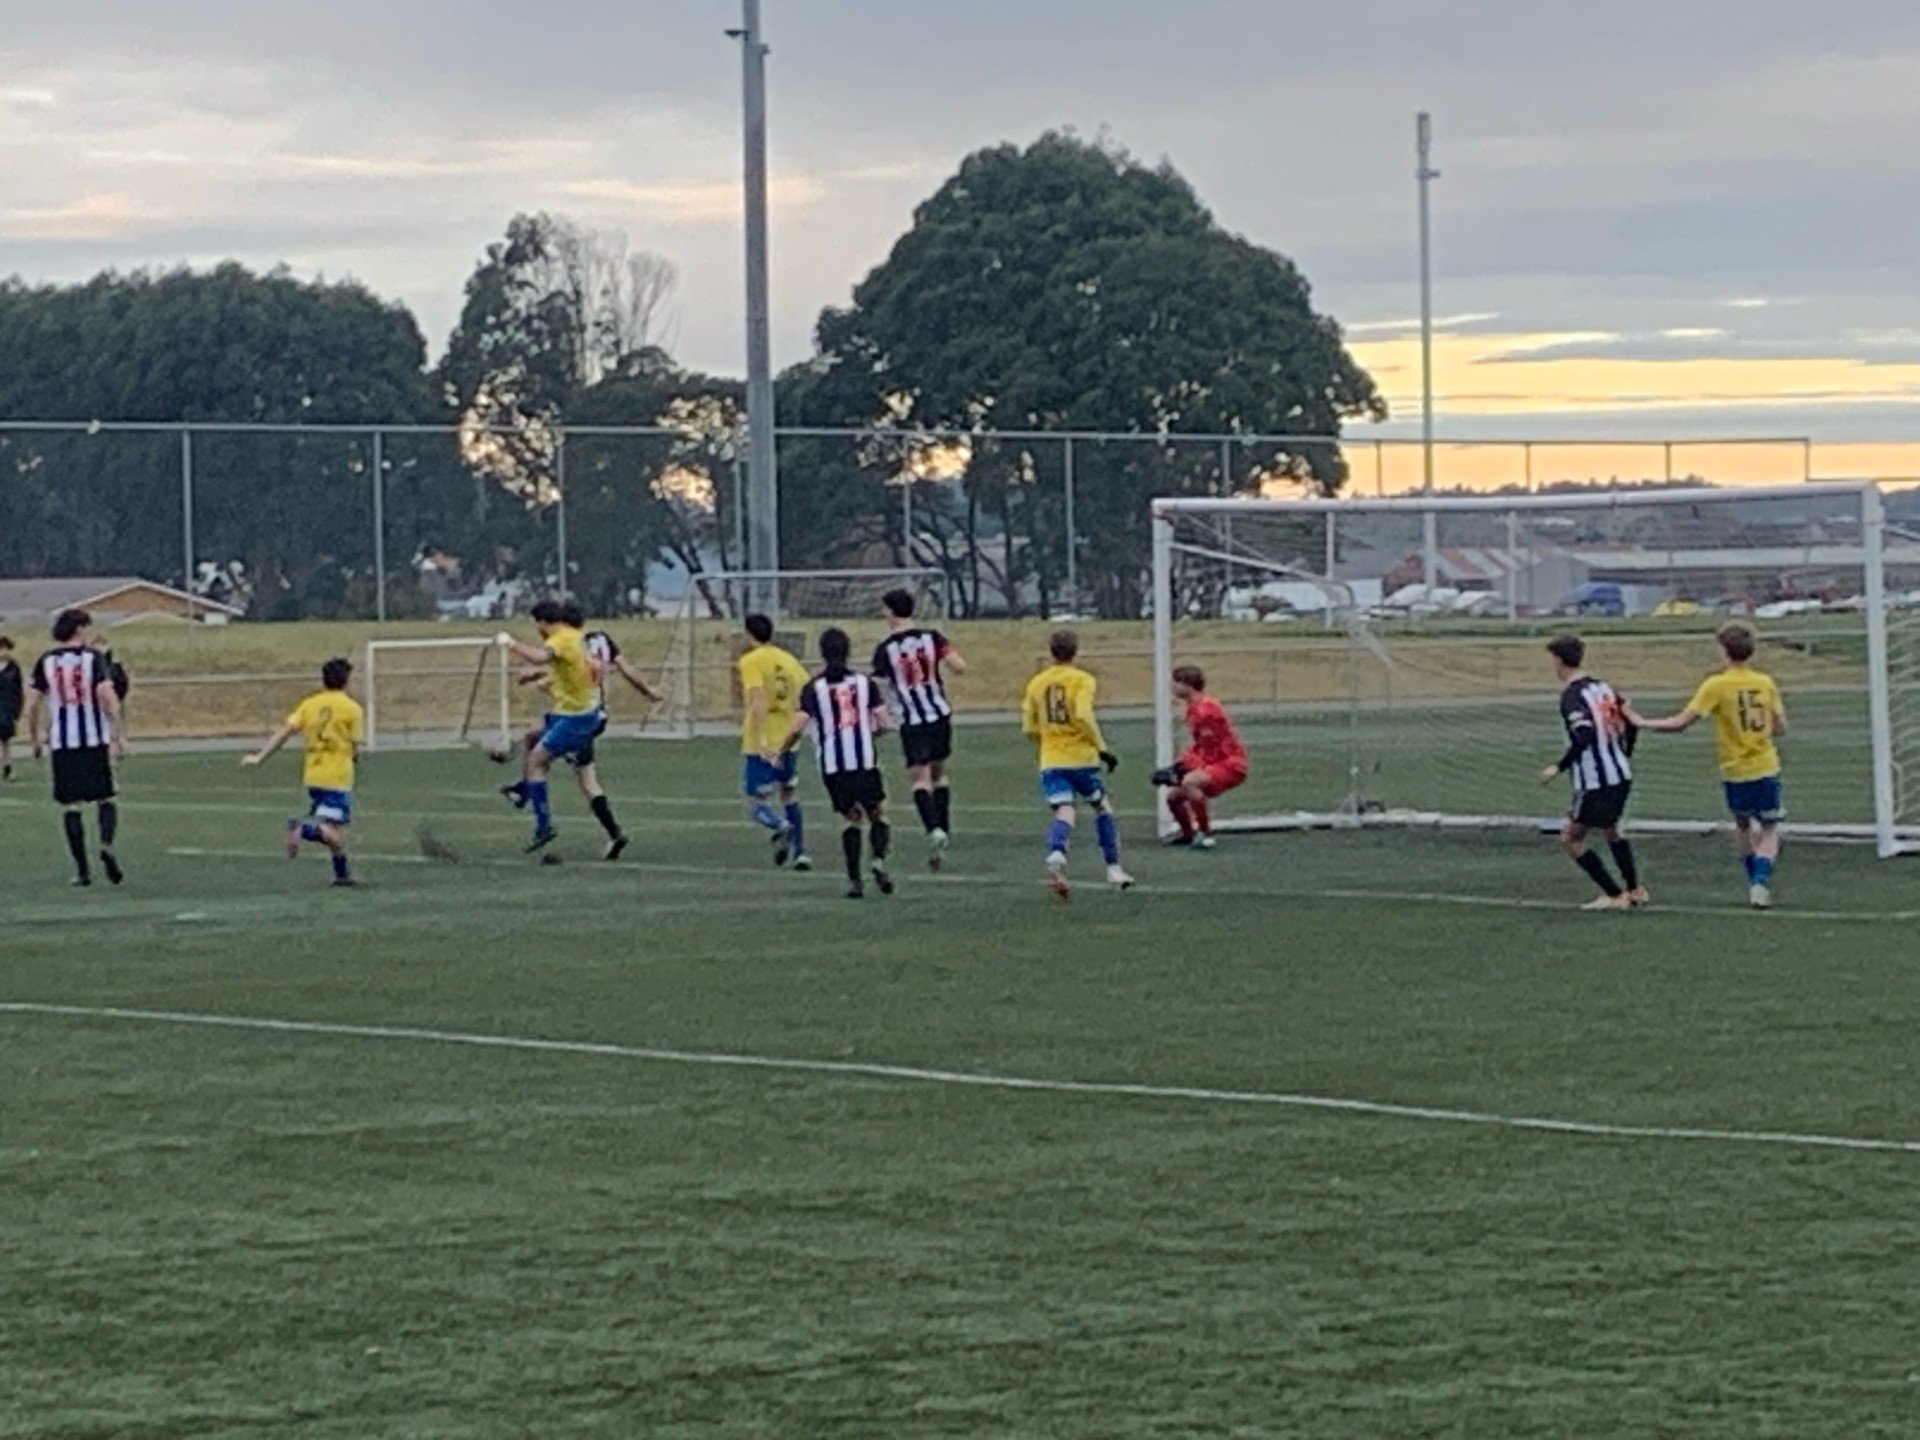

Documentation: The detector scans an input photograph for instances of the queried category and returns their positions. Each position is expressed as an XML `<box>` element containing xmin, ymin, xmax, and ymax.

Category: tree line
<box><xmin>0</xmin><ymin>132</ymin><xmax>1384</xmax><ymax>619</ymax></box>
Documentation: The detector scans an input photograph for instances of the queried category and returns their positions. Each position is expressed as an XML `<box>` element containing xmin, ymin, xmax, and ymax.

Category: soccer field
<box><xmin>3</xmin><ymin>720</ymin><xmax>1916</xmax><ymax>1439</ymax></box>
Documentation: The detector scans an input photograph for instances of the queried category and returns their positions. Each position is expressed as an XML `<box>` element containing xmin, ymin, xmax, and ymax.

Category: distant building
<box><xmin>0</xmin><ymin>576</ymin><xmax>244</xmax><ymax>627</ymax></box>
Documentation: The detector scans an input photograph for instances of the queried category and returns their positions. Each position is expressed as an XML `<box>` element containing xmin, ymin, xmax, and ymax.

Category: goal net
<box><xmin>1151</xmin><ymin>482</ymin><xmax>1919</xmax><ymax>857</ymax></box>
<box><xmin>695</xmin><ymin>568</ymin><xmax>947</xmax><ymax>622</ymax></box>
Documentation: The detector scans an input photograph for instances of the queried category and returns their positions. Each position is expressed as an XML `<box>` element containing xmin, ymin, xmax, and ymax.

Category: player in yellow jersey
<box><xmin>737</xmin><ymin>613</ymin><xmax>813</xmax><ymax>868</ymax></box>
<box><xmin>243</xmin><ymin>657</ymin><xmax>363</xmax><ymax>887</ymax></box>
<box><xmin>1628</xmin><ymin>623</ymin><xmax>1788</xmax><ymax>908</ymax></box>
<box><xmin>1021</xmin><ymin>629</ymin><xmax>1132</xmax><ymax>898</ymax></box>
<box><xmin>495</xmin><ymin>599</ymin><xmax>599</xmax><ymax>852</ymax></box>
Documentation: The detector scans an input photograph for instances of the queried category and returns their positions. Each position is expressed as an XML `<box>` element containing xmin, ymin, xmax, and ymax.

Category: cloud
<box><xmin>1</xmin><ymin>192</ymin><xmax>168</xmax><ymax>240</ymax></box>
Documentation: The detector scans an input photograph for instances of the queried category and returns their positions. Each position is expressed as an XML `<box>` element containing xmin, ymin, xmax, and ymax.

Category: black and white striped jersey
<box><xmin>1557</xmin><ymin>676</ymin><xmax>1634</xmax><ymax>792</ymax></box>
<box><xmin>30</xmin><ymin>645</ymin><xmax>115</xmax><ymax>750</ymax></box>
<box><xmin>585</xmin><ymin>630</ymin><xmax>619</xmax><ymax>710</ymax></box>
<box><xmin>799</xmin><ymin>671</ymin><xmax>884</xmax><ymax>776</ymax></box>
<box><xmin>871</xmin><ymin>628</ymin><xmax>953</xmax><ymax>727</ymax></box>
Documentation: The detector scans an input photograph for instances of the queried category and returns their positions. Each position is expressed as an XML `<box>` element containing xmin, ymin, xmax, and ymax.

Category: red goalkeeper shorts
<box><xmin>1191</xmin><ymin>760</ymin><xmax>1247</xmax><ymax>798</ymax></box>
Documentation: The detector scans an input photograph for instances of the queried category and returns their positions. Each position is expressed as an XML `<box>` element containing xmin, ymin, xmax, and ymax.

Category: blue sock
<box><xmin>299</xmin><ymin>822</ymin><xmax>324</xmax><ymax>843</ymax></box>
<box><xmin>1095</xmin><ymin>812</ymin><xmax>1121</xmax><ymax>865</ymax></box>
<box><xmin>751</xmin><ymin>800</ymin><xmax>783</xmax><ymax>832</ymax></box>
<box><xmin>784</xmin><ymin>802</ymin><xmax>805</xmax><ymax>856</ymax></box>
<box><xmin>1046</xmin><ymin>817</ymin><xmax>1072</xmax><ymax>855</ymax></box>
<box><xmin>529</xmin><ymin>781</ymin><xmax>552</xmax><ymax>833</ymax></box>
<box><xmin>1752</xmin><ymin>856</ymin><xmax>1774</xmax><ymax>887</ymax></box>
<box><xmin>331</xmin><ymin>852</ymin><xmax>349</xmax><ymax>881</ymax></box>
<box><xmin>1742</xmin><ymin>852</ymin><xmax>1758</xmax><ymax>881</ymax></box>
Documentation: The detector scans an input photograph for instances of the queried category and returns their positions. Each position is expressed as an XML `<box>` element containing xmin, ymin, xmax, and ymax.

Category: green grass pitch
<box><xmin>3</xmin><ymin>719</ymin><xmax>1915</xmax><ymax>1438</ymax></box>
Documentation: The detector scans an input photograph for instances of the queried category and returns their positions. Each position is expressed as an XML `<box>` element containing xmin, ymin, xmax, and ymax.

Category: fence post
<box><xmin>372</xmin><ymin>428</ymin><xmax>386</xmax><ymax>622</ymax></box>
<box><xmin>180</xmin><ymin>428</ymin><xmax>195</xmax><ymax>619</ymax></box>
<box><xmin>555</xmin><ymin>433</ymin><xmax>569</xmax><ymax>599</ymax></box>
<box><xmin>902</xmin><ymin>474</ymin><xmax>914</xmax><ymax>565</ymax></box>
<box><xmin>1063</xmin><ymin>436</ymin><xmax>1077</xmax><ymax>611</ymax></box>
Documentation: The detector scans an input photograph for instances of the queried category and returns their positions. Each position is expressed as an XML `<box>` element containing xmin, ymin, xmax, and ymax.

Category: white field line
<box><xmin>2</xmin><ymin>1002</ymin><xmax>1914</xmax><ymax>1156</ymax></box>
<box><xmin>156</xmin><ymin>846</ymin><xmax>1920</xmax><ymax>925</ymax></box>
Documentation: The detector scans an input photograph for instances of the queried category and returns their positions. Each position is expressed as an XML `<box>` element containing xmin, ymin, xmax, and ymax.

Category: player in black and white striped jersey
<box><xmin>24</xmin><ymin>608</ymin><xmax>127</xmax><ymax>887</ymax></box>
<box><xmin>778</xmin><ymin>627</ymin><xmax>895</xmax><ymax>899</ymax></box>
<box><xmin>1538</xmin><ymin>634</ymin><xmax>1645</xmax><ymax>911</ymax></box>
<box><xmin>872</xmin><ymin>588</ymin><xmax>966</xmax><ymax>869</ymax></box>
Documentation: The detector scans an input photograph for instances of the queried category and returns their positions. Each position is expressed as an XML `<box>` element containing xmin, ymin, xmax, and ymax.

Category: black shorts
<box><xmin>0</xmin><ymin>718</ymin><xmax>16</xmax><ymax>742</ymax></box>
<box><xmin>899</xmin><ymin>717</ymin><xmax>953</xmax><ymax>769</ymax></box>
<box><xmin>824</xmin><ymin>769</ymin><xmax>886</xmax><ymax>817</ymax></box>
<box><xmin>1570</xmin><ymin>782</ymin><xmax>1631</xmax><ymax>830</ymax></box>
<box><xmin>565</xmin><ymin>714</ymin><xmax>609</xmax><ymax>770</ymax></box>
<box><xmin>52</xmin><ymin>746</ymin><xmax>115</xmax><ymax>806</ymax></box>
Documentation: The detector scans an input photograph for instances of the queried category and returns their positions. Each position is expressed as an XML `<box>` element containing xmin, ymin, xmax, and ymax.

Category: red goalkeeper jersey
<box><xmin>1181</xmin><ymin>695</ymin><xmax>1246</xmax><ymax>772</ymax></box>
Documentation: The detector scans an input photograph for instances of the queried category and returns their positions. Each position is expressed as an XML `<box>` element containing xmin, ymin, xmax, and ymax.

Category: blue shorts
<box><xmin>539</xmin><ymin>711</ymin><xmax>603</xmax><ymax>762</ymax></box>
<box><xmin>1040</xmin><ymin>766</ymin><xmax>1107</xmax><ymax>808</ymax></box>
<box><xmin>307</xmin><ymin>788</ymin><xmax>352</xmax><ymax>826</ymax></box>
<box><xmin>743</xmin><ymin>751</ymin><xmax>797</xmax><ymax>796</ymax></box>
<box><xmin>1724</xmin><ymin>775</ymin><xmax>1784</xmax><ymax>824</ymax></box>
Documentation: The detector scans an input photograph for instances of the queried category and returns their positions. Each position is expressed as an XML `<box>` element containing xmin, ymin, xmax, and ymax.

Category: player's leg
<box><xmin>1091</xmin><ymin>790</ymin><xmax>1133</xmax><ymax>890</ymax></box>
<box><xmin>523</xmin><ymin>738</ymin><xmax>559</xmax><ymax>849</ymax></box>
<box><xmin>1749</xmin><ymin>819</ymin><xmax>1781</xmax><ymax>908</ymax></box>
<box><xmin>1</xmin><ymin>733</ymin><xmax>12</xmax><ymax>780</ymax></box>
<box><xmin>498</xmin><ymin>725</ymin><xmax>541</xmax><ymax>807</ymax></box>
<box><xmin>1560</xmin><ymin>815</ymin><xmax>1624</xmax><ymax>908</ymax></box>
<box><xmin>743</xmin><ymin>753</ymin><xmax>788</xmax><ymax>862</ymax></box>
<box><xmin>867</xmin><ymin>794</ymin><xmax>894</xmax><ymax>894</ymax></box>
<box><xmin>780</xmin><ymin>766</ymin><xmax>808</xmax><ymax>869</ymax></box>
<box><xmin>1177</xmin><ymin>770</ymin><xmax>1216</xmax><ymax>849</ymax></box>
<box><xmin>573</xmin><ymin>757</ymin><xmax>628</xmax><ymax>860</ymax></box>
<box><xmin>95</xmin><ymin>793</ymin><xmax>123</xmax><ymax>886</ymax></box>
<box><xmin>907</xmin><ymin>759</ymin><xmax>936</xmax><ymax>831</ymax></box>
<box><xmin>60</xmin><ymin>803</ymin><xmax>91</xmax><ymax>886</ymax></box>
<box><xmin>316</xmin><ymin>819</ymin><xmax>353</xmax><ymax>887</ymax></box>
<box><xmin>838</xmin><ymin>799</ymin><xmax>867</xmax><ymax>897</ymax></box>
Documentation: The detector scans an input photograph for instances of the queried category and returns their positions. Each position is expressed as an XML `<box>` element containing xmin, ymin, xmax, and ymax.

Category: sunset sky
<box><xmin>2</xmin><ymin>1</ymin><xmax>1914</xmax><ymax>486</ymax></box>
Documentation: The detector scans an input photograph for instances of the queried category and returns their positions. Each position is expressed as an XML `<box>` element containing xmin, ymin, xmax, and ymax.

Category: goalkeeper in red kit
<box><xmin>1151</xmin><ymin>665</ymin><xmax>1247</xmax><ymax>849</ymax></box>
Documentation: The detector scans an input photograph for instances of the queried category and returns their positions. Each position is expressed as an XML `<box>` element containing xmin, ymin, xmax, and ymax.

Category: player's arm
<box><xmin>1075</xmin><ymin>679</ymin><xmax>1118</xmax><ymax>771</ymax></box>
<box><xmin>23</xmin><ymin>686</ymin><xmax>45</xmax><ymax>758</ymax></box>
<box><xmin>1625</xmin><ymin>682</ymin><xmax>1706</xmax><ymax>734</ymax></box>
<box><xmin>243</xmin><ymin>719</ymin><xmax>299</xmax><ymax>767</ymax></box>
<box><xmin>742</xmin><ymin>682</ymin><xmax>768</xmax><ymax>741</ymax></box>
<box><xmin>612</xmin><ymin>655</ymin><xmax>662</xmax><ymax>701</ymax></box>
<box><xmin>1542</xmin><ymin>696</ymin><xmax>1595</xmax><ymax>781</ymax></box>
<box><xmin>1021</xmin><ymin>681</ymin><xmax>1040</xmax><ymax>740</ymax></box>
<box><xmin>938</xmin><ymin>635</ymin><xmax>967</xmax><ymax>677</ymax></box>
<box><xmin>1769</xmin><ymin>683</ymin><xmax>1787</xmax><ymax>736</ymax></box>
<box><xmin>496</xmin><ymin>633</ymin><xmax>553</xmax><ymax>666</ymax></box>
<box><xmin>95</xmin><ymin>676</ymin><xmax>126</xmax><ymax>757</ymax></box>
<box><xmin>772</xmin><ymin>709</ymin><xmax>809</xmax><ymax>761</ymax></box>
<box><xmin>516</xmin><ymin>667</ymin><xmax>550</xmax><ymax>688</ymax></box>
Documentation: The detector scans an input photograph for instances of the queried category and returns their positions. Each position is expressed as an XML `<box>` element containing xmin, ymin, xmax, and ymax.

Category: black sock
<box><xmin>98</xmin><ymin>800</ymin><xmax>118</xmax><ymax>849</ymax></box>
<box><xmin>63</xmin><ymin>811</ymin><xmax>89</xmax><ymax>878</ymax></box>
<box><xmin>934</xmin><ymin>784</ymin><xmax>951</xmax><ymax>832</ymax></box>
<box><xmin>841</xmin><ymin>825</ymin><xmax>863</xmax><ymax>882</ymax></box>
<box><xmin>912</xmin><ymin>790</ymin><xmax>938</xmax><ymax>833</ymax></box>
<box><xmin>1608</xmin><ymin>838</ymin><xmax>1639</xmax><ymax>890</ymax></box>
<box><xmin>871</xmin><ymin>820</ymin><xmax>891</xmax><ymax>863</ymax></box>
<box><xmin>589</xmin><ymin>794</ymin><xmax>620</xmax><ymax>839</ymax></box>
<box><xmin>1574</xmin><ymin>849</ymin><xmax>1622</xmax><ymax>897</ymax></box>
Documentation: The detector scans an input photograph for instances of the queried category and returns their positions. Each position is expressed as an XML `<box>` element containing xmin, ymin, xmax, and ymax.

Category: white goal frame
<box><xmin>1151</xmin><ymin>481</ymin><xmax>1912</xmax><ymax>858</ymax></box>
<box><xmin>364</xmin><ymin>636</ymin><xmax>513</xmax><ymax>753</ymax></box>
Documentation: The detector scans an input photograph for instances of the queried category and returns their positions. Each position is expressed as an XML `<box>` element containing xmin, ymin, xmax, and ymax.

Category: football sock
<box><xmin>934</xmin><ymin>784</ymin><xmax>952</xmax><ymax>833</ymax></box>
<box><xmin>300</xmin><ymin>821</ymin><xmax>325</xmax><ymax>843</ymax></box>
<box><xmin>871</xmin><ymin>819</ymin><xmax>891</xmax><ymax>862</ymax></box>
<box><xmin>1046</xmin><ymin>816</ymin><xmax>1072</xmax><ymax>856</ymax></box>
<box><xmin>528</xmin><ymin>781</ymin><xmax>552</xmax><ymax>833</ymax></box>
<box><xmin>1575</xmin><ymin>849</ymin><xmax>1622</xmax><ymax>897</ymax></box>
<box><xmin>1166</xmin><ymin>792</ymin><xmax>1194</xmax><ymax>839</ymax></box>
<box><xmin>589</xmin><ymin>794</ymin><xmax>620</xmax><ymax>840</ymax></box>
<box><xmin>98</xmin><ymin>801</ymin><xmax>118</xmax><ymax>847</ymax></box>
<box><xmin>1192</xmin><ymin>798</ymin><xmax>1211</xmax><ymax>836</ymax></box>
<box><xmin>62</xmin><ymin>811</ymin><xmax>89</xmax><ymax>877</ymax></box>
<box><xmin>841</xmin><ymin>825</ymin><xmax>863</xmax><ymax>881</ymax></box>
<box><xmin>785</xmin><ymin>802</ymin><xmax>805</xmax><ymax>857</ymax></box>
<box><xmin>1608</xmin><ymin>838</ymin><xmax>1639</xmax><ymax>889</ymax></box>
<box><xmin>331</xmin><ymin>852</ymin><xmax>350</xmax><ymax>882</ymax></box>
<box><xmin>1752</xmin><ymin>855</ymin><xmax>1775</xmax><ymax>887</ymax></box>
<box><xmin>1742</xmin><ymin>852</ymin><xmax>1758</xmax><ymax>881</ymax></box>
<box><xmin>750</xmin><ymin>800</ymin><xmax>783</xmax><ymax>831</ymax></box>
<box><xmin>913</xmin><ymin>789</ymin><xmax>938</xmax><ymax>833</ymax></box>
<box><xmin>1095</xmin><ymin>812</ymin><xmax>1121</xmax><ymax>865</ymax></box>
<box><xmin>504</xmin><ymin>779</ymin><xmax>528</xmax><ymax>802</ymax></box>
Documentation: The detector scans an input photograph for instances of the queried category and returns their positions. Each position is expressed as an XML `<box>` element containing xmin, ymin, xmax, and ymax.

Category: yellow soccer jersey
<box><xmin>1022</xmin><ymin>662</ymin><xmax>1107</xmax><ymax>770</ymax></box>
<box><xmin>288</xmin><ymin>689</ymin><xmax>363</xmax><ymax>792</ymax></box>
<box><xmin>542</xmin><ymin>625</ymin><xmax>597</xmax><ymax>716</ymax></box>
<box><xmin>737</xmin><ymin>643</ymin><xmax>809</xmax><ymax>754</ymax></box>
<box><xmin>1685</xmin><ymin>665</ymin><xmax>1783</xmax><ymax>781</ymax></box>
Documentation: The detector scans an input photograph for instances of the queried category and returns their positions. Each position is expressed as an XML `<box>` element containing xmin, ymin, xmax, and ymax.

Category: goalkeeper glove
<box><xmin>1149</xmin><ymin>766</ymin><xmax>1180</xmax><ymax>788</ymax></box>
<box><xmin>1099</xmin><ymin>750</ymin><xmax>1120</xmax><ymax>774</ymax></box>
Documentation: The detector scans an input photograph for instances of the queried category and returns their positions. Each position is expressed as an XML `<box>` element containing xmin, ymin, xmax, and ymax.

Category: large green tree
<box><xmin>794</xmin><ymin>131</ymin><xmax>1384</xmax><ymax>616</ymax></box>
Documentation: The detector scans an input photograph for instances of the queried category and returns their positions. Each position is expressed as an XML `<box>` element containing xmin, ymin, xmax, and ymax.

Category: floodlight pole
<box><xmin>1417</xmin><ymin>112</ymin><xmax>1440</xmax><ymax>591</ymax></box>
<box><xmin>734</xmin><ymin>0</ymin><xmax>779</xmax><ymax>616</ymax></box>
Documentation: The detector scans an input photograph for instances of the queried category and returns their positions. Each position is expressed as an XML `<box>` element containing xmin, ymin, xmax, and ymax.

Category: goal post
<box><xmin>1151</xmin><ymin>482</ymin><xmax>1920</xmax><ymax>856</ymax></box>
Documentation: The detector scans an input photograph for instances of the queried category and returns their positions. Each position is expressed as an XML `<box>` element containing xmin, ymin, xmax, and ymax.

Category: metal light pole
<box><xmin>733</xmin><ymin>0</ymin><xmax>778</xmax><ymax>614</ymax></box>
<box><xmin>1417</xmin><ymin>112</ymin><xmax>1440</xmax><ymax>591</ymax></box>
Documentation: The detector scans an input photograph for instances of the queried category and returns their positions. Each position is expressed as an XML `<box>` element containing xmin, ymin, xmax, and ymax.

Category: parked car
<box><xmin>1558</xmin><ymin>582</ymin><xmax>1626</xmax><ymax>618</ymax></box>
<box><xmin>1653</xmin><ymin>598</ymin><xmax>1702</xmax><ymax>617</ymax></box>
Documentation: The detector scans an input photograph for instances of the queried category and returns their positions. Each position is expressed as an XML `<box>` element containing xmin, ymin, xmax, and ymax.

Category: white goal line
<box><xmin>2</xmin><ymin>1003</ymin><xmax>1913</xmax><ymax>1156</ymax></box>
